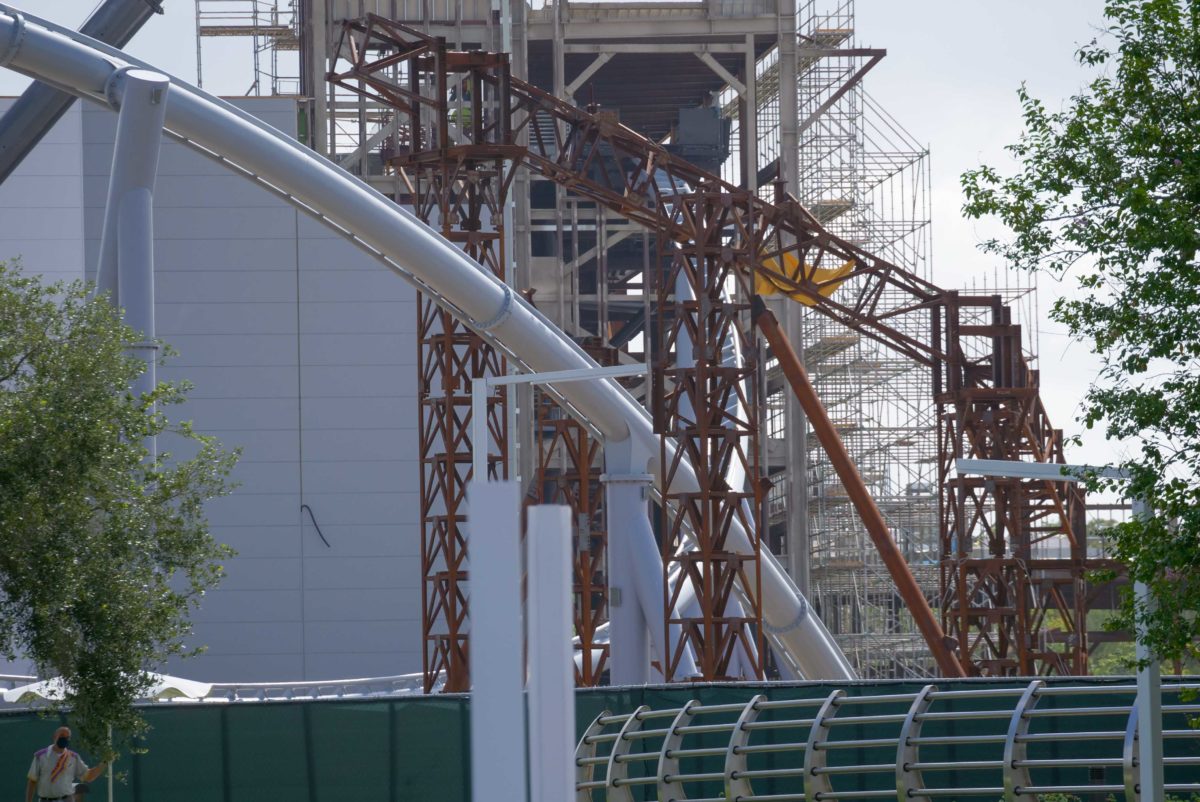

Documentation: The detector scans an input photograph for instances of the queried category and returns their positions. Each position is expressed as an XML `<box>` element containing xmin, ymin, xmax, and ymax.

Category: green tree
<box><xmin>961</xmin><ymin>0</ymin><xmax>1200</xmax><ymax>665</ymax></box>
<box><xmin>0</xmin><ymin>259</ymin><xmax>237</xmax><ymax>754</ymax></box>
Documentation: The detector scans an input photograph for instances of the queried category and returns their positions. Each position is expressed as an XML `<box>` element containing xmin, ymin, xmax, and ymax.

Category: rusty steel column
<box><xmin>327</xmin><ymin>21</ymin><xmax>517</xmax><ymax>693</ymax></box>
<box><xmin>655</xmin><ymin>185</ymin><xmax>765</xmax><ymax>681</ymax></box>
<box><xmin>411</xmin><ymin>65</ymin><xmax>512</xmax><ymax>692</ymax></box>
<box><xmin>937</xmin><ymin>293</ymin><xmax>1116</xmax><ymax>676</ymax></box>
<box><xmin>754</xmin><ymin>297</ymin><xmax>966</xmax><ymax>678</ymax></box>
<box><xmin>530</xmin><ymin>391</ymin><xmax>608</xmax><ymax>685</ymax></box>
<box><xmin>415</xmin><ymin>184</ymin><xmax>508</xmax><ymax>694</ymax></box>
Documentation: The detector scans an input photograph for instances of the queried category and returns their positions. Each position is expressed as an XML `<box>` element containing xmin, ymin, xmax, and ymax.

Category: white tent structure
<box><xmin>2</xmin><ymin>673</ymin><xmax>213</xmax><ymax>705</ymax></box>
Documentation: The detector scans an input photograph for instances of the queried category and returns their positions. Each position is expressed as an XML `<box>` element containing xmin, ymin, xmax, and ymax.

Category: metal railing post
<box><xmin>575</xmin><ymin>711</ymin><xmax>611</xmax><ymax>802</ymax></box>
<box><xmin>1123</xmin><ymin>700</ymin><xmax>1140</xmax><ymax>802</ymax></box>
<box><xmin>606</xmin><ymin>705</ymin><xmax>651</xmax><ymax>802</ymax></box>
<box><xmin>896</xmin><ymin>684</ymin><xmax>937</xmax><ymax>801</ymax></box>
<box><xmin>804</xmin><ymin>689</ymin><xmax>846</xmax><ymax>802</ymax></box>
<box><xmin>724</xmin><ymin>694</ymin><xmax>767</xmax><ymax>800</ymax></box>
<box><xmin>1003</xmin><ymin>680</ymin><xmax>1044</xmax><ymax>802</ymax></box>
<box><xmin>657</xmin><ymin>699</ymin><xmax>701</xmax><ymax>801</ymax></box>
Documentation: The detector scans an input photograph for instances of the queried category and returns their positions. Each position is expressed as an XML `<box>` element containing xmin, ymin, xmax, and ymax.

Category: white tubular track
<box><xmin>0</xmin><ymin>6</ymin><xmax>854</xmax><ymax>681</ymax></box>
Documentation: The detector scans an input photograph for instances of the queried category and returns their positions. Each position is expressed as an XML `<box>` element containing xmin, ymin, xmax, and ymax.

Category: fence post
<box><xmin>1003</xmin><ymin>680</ymin><xmax>1044</xmax><ymax>802</ymax></box>
<box><xmin>896</xmin><ymin>685</ymin><xmax>937</xmax><ymax>801</ymax></box>
<box><xmin>468</xmin><ymin>480</ymin><xmax>527</xmax><ymax>802</ymax></box>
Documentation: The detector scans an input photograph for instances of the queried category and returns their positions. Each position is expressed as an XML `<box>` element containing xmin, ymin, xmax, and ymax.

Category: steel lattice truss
<box><xmin>328</xmin><ymin>16</ymin><xmax>1124</xmax><ymax>679</ymax></box>
<box><xmin>332</xmin><ymin>23</ymin><xmax>515</xmax><ymax>692</ymax></box>
<box><xmin>656</xmin><ymin>188</ymin><xmax>766</xmax><ymax>680</ymax></box>
<box><xmin>531</xmin><ymin>391</ymin><xmax>609</xmax><ymax>686</ymax></box>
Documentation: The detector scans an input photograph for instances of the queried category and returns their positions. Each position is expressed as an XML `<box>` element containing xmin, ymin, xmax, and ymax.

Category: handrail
<box><xmin>574</xmin><ymin>683</ymin><xmax>1200</xmax><ymax>801</ymax></box>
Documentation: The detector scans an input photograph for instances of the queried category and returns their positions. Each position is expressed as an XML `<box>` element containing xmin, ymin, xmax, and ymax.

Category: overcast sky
<box><xmin>0</xmin><ymin>0</ymin><xmax>1122</xmax><ymax>464</ymax></box>
<box><xmin>853</xmin><ymin>0</ymin><xmax>1114</xmax><ymax>466</ymax></box>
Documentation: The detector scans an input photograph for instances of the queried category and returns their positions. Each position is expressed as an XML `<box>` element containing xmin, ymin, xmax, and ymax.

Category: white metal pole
<box><xmin>472</xmin><ymin>377</ymin><xmax>489</xmax><ymax>482</ymax></box>
<box><xmin>1132</xmin><ymin>498</ymin><xmax>1164</xmax><ymax>802</ymax></box>
<box><xmin>96</xmin><ymin>68</ymin><xmax>169</xmax><ymax>304</ymax></box>
<box><xmin>602</xmin><ymin>472</ymin><xmax>652</xmax><ymax>684</ymax></box>
<box><xmin>468</xmin><ymin>480</ymin><xmax>527</xmax><ymax>802</ymax></box>
<box><xmin>526</xmin><ymin>504</ymin><xmax>574</xmax><ymax>802</ymax></box>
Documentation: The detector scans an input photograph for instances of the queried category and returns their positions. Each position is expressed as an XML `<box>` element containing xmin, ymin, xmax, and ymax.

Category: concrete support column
<box><xmin>774</xmin><ymin>0</ymin><xmax>808</xmax><ymax>597</ymax></box>
<box><xmin>781</xmin><ymin>298</ymin><xmax>810</xmax><ymax>597</ymax></box>
<box><xmin>97</xmin><ymin>69</ymin><xmax>170</xmax><ymax>306</ymax></box>
<box><xmin>777</xmin><ymin>0</ymin><xmax>799</xmax><ymax>193</ymax></box>
<box><xmin>308</xmin><ymin>0</ymin><xmax>328</xmax><ymax>155</ymax></box>
<box><xmin>527</xmin><ymin>504</ymin><xmax>575</xmax><ymax>802</ymax></box>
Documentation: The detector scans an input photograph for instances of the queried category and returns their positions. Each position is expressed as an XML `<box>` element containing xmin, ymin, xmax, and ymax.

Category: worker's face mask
<box><xmin>56</xmin><ymin>737</ymin><xmax>69</xmax><ymax>749</ymax></box>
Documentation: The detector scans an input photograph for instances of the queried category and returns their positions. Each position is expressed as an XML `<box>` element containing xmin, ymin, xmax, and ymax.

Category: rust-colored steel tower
<box><xmin>655</xmin><ymin>186</ymin><xmax>766</xmax><ymax>680</ymax></box>
<box><xmin>328</xmin><ymin>17</ymin><xmax>1123</xmax><ymax>681</ymax></box>
<box><xmin>531</xmin><ymin>393</ymin><xmax>609</xmax><ymax>685</ymax></box>
<box><xmin>938</xmin><ymin>294</ymin><xmax>1112</xmax><ymax>675</ymax></box>
<box><xmin>330</xmin><ymin>18</ymin><xmax>516</xmax><ymax>692</ymax></box>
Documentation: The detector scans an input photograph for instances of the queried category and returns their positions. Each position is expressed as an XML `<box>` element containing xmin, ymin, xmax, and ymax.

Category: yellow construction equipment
<box><xmin>756</xmin><ymin>251</ymin><xmax>853</xmax><ymax>305</ymax></box>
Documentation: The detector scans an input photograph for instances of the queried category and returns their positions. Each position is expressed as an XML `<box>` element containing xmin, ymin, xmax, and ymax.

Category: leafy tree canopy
<box><xmin>962</xmin><ymin>0</ymin><xmax>1200</xmax><ymax>664</ymax></box>
<box><xmin>0</xmin><ymin>260</ymin><xmax>237</xmax><ymax>754</ymax></box>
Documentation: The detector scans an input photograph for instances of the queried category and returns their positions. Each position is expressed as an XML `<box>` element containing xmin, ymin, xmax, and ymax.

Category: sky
<box><xmin>0</xmin><ymin>0</ymin><xmax>1121</xmax><ymax>465</ymax></box>
<box><xmin>852</xmin><ymin>0</ymin><xmax>1118</xmax><ymax>467</ymax></box>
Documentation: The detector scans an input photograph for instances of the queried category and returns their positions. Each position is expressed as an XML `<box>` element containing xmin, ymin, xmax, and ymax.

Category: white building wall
<box><xmin>1</xmin><ymin>96</ymin><xmax>421</xmax><ymax>682</ymax></box>
<box><xmin>0</xmin><ymin>100</ymin><xmax>85</xmax><ymax>285</ymax></box>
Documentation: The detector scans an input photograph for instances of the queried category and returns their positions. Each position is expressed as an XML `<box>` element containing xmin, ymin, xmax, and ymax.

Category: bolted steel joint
<box><xmin>103</xmin><ymin>65</ymin><xmax>171</xmax><ymax>111</ymax></box>
<box><xmin>0</xmin><ymin>11</ymin><xmax>26</xmax><ymax>68</ymax></box>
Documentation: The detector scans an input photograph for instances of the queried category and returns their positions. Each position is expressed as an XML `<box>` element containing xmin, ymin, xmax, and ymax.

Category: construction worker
<box><xmin>451</xmin><ymin>82</ymin><xmax>473</xmax><ymax>134</ymax></box>
<box><xmin>25</xmin><ymin>727</ymin><xmax>105</xmax><ymax>802</ymax></box>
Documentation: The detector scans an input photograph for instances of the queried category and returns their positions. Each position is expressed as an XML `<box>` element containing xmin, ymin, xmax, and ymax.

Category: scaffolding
<box><xmin>790</xmin><ymin>0</ymin><xmax>939</xmax><ymax>678</ymax></box>
<box><xmin>303</xmin><ymin>0</ymin><xmax>1114</xmax><ymax>683</ymax></box>
<box><xmin>195</xmin><ymin>0</ymin><xmax>301</xmax><ymax>96</ymax></box>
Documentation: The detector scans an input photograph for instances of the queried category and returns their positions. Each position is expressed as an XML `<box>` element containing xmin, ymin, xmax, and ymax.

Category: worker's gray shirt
<box><xmin>27</xmin><ymin>746</ymin><xmax>87</xmax><ymax>799</ymax></box>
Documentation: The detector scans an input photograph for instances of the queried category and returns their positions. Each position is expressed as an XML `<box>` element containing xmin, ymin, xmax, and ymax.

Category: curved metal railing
<box><xmin>0</xmin><ymin>674</ymin><xmax>37</xmax><ymax>690</ymax></box>
<box><xmin>202</xmin><ymin>671</ymin><xmax>435</xmax><ymax>701</ymax></box>
<box><xmin>575</xmin><ymin>681</ymin><xmax>1200</xmax><ymax>802</ymax></box>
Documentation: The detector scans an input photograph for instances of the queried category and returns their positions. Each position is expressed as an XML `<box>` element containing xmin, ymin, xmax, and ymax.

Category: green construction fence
<box><xmin>2</xmin><ymin>678</ymin><xmax>1197</xmax><ymax>801</ymax></box>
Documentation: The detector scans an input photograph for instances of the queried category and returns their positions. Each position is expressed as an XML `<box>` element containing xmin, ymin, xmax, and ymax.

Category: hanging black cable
<box><xmin>300</xmin><ymin>503</ymin><xmax>331</xmax><ymax>548</ymax></box>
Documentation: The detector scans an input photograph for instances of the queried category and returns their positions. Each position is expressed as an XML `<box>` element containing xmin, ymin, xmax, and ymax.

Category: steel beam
<box><xmin>755</xmin><ymin>297</ymin><xmax>966</xmax><ymax>678</ymax></box>
<box><xmin>0</xmin><ymin>0</ymin><xmax>164</xmax><ymax>183</ymax></box>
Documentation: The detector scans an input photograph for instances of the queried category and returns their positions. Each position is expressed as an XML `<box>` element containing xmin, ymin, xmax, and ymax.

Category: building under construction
<box><xmin>192</xmin><ymin>0</ymin><xmax>1124</xmax><ymax>685</ymax></box>
<box><xmin>0</xmin><ymin>0</ymin><xmax>1124</xmax><ymax>687</ymax></box>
